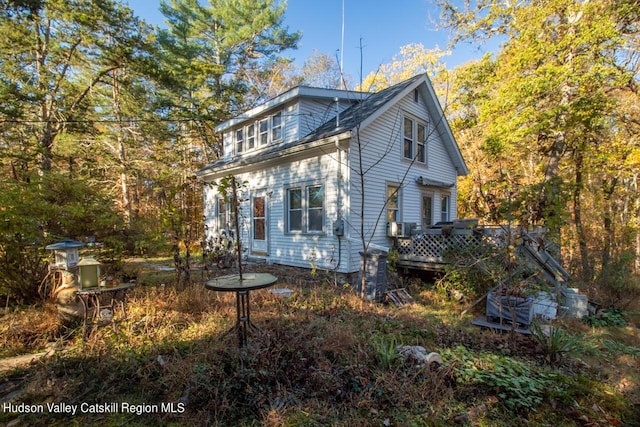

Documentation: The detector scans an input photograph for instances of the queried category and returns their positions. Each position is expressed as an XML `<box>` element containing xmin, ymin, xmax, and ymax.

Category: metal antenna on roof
<box><xmin>335</xmin><ymin>97</ymin><xmax>340</xmax><ymax>128</ymax></box>
<box><xmin>340</xmin><ymin>0</ymin><xmax>345</xmax><ymax>89</ymax></box>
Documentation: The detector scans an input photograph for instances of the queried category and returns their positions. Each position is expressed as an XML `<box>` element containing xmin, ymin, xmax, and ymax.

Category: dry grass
<box><xmin>0</xmin><ymin>304</ymin><xmax>67</xmax><ymax>358</ymax></box>
<box><xmin>0</xmin><ymin>267</ymin><xmax>638</xmax><ymax>426</ymax></box>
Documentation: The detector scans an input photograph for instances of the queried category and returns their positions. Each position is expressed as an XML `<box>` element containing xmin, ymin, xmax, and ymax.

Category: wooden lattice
<box><xmin>396</xmin><ymin>229</ymin><xmax>507</xmax><ymax>265</ymax></box>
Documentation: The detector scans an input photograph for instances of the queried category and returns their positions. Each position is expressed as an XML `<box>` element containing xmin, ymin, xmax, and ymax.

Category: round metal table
<box><xmin>205</xmin><ymin>273</ymin><xmax>277</xmax><ymax>347</ymax></box>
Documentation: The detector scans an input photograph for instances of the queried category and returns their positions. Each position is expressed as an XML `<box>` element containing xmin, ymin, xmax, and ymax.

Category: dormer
<box><xmin>216</xmin><ymin>86</ymin><xmax>366</xmax><ymax>160</ymax></box>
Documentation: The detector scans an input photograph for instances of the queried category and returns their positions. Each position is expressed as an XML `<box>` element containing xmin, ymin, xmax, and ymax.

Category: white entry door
<box><xmin>251</xmin><ymin>194</ymin><xmax>268</xmax><ymax>254</ymax></box>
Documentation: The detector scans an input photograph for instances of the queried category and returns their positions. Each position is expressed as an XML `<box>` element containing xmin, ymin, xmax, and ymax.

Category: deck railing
<box><xmin>395</xmin><ymin>226</ymin><xmax>511</xmax><ymax>268</ymax></box>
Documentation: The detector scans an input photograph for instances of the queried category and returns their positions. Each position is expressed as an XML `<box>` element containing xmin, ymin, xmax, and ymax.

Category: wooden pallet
<box><xmin>385</xmin><ymin>288</ymin><xmax>414</xmax><ymax>307</ymax></box>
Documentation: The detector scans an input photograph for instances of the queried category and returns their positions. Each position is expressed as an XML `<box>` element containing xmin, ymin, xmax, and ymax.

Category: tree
<box><xmin>359</xmin><ymin>44</ymin><xmax>450</xmax><ymax>92</ymax></box>
<box><xmin>241</xmin><ymin>57</ymin><xmax>303</xmax><ymax>107</ymax></box>
<box><xmin>436</xmin><ymin>0</ymin><xmax>640</xmax><ymax>283</ymax></box>
<box><xmin>298</xmin><ymin>50</ymin><xmax>348</xmax><ymax>89</ymax></box>
<box><xmin>156</xmin><ymin>0</ymin><xmax>300</xmax><ymax>156</ymax></box>
<box><xmin>0</xmin><ymin>0</ymin><xmax>150</xmax><ymax>176</ymax></box>
<box><xmin>242</xmin><ymin>50</ymin><xmax>349</xmax><ymax>107</ymax></box>
<box><xmin>151</xmin><ymin>0</ymin><xmax>300</xmax><ymax>277</ymax></box>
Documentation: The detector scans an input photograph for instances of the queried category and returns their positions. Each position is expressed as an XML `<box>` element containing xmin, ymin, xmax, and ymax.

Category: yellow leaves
<box><xmin>626</xmin><ymin>148</ymin><xmax>640</xmax><ymax>170</ymax></box>
<box><xmin>357</xmin><ymin>43</ymin><xmax>450</xmax><ymax>92</ymax></box>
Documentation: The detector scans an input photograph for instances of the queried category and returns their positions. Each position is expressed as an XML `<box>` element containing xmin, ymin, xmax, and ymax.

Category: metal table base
<box><xmin>205</xmin><ymin>273</ymin><xmax>277</xmax><ymax>348</ymax></box>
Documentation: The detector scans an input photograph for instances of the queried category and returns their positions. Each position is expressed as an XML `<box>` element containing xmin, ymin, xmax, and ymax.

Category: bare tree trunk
<box><xmin>634</xmin><ymin>174</ymin><xmax>640</xmax><ymax>274</ymax></box>
<box><xmin>601</xmin><ymin>177</ymin><xmax>618</xmax><ymax>273</ymax></box>
<box><xmin>573</xmin><ymin>150</ymin><xmax>590</xmax><ymax>278</ymax></box>
<box><xmin>111</xmin><ymin>71</ymin><xmax>132</xmax><ymax>227</ymax></box>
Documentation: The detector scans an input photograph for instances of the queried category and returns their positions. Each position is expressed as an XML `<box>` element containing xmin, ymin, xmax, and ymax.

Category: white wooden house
<box><xmin>196</xmin><ymin>74</ymin><xmax>468</xmax><ymax>273</ymax></box>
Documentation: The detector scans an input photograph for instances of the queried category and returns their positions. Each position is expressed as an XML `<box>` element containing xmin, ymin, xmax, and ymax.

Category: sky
<box><xmin>126</xmin><ymin>0</ymin><xmax>496</xmax><ymax>83</ymax></box>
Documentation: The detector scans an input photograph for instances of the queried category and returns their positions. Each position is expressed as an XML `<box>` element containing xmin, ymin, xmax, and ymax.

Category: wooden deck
<box><xmin>395</xmin><ymin>226</ymin><xmax>509</xmax><ymax>271</ymax></box>
<box><xmin>394</xmin><ymin>225</ymin><xmax>570</xmax><ymax>293</ymax></box>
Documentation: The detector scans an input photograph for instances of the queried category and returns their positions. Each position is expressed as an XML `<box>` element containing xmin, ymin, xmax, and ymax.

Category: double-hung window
<box><xmin>259</xmin><ymin>118</ymin><xmax>269</xmax><ymax>145</ymax></box>
<box><xmin>441</xmin><ymin>195</ymin><xmax>450</xmax><ymax>222</ymax></box>
<box><xmin>403</xmin><ymin>117</ymin><xmax>414</xmax><ymax>160</ymax></box>
<box><xmin>287</xmin><ymin>184</ymin><xmax>324</xmax><ymax>233</ymax></box>
<box><xmin>416</xmin><ymin>123</ymin><xmax>427</xmax><ymax>163</ymax></box>
<box><xmin>271</xmin><ymin>111</ymin><xmax>283</xmax><ymax>142</ymax></box>
<box><xmin>403</xmin><ymin>115</ymin><xmax>428</xmax><ymax>164</ymax></box>
<box><xmin>247</xmin><ymin>123</ymin><xmax>255</xmax><ymax>150</ymax></box>
<box><xmin>235</xmin><ymin>128</ymin><xmax>243</xmax><ymax>154</ymax></box>
<box><xmin>307</xmin><ymin>186</ymin><xmax>324</xmax><ymax>232</ymax></box>
<box><xmin>387</xmin><ymin>184</ymin><xmax>400</xmax><ymax>223</ymax></box>
<box><xmin>288</xmin><ymin>188</ymin><xmax>303</xmax><ymax>232</ymax></box>
<box><xmin>217</xmin><ymin>198</ymin><xmax>229</xmax><ymax>231</ymax></box>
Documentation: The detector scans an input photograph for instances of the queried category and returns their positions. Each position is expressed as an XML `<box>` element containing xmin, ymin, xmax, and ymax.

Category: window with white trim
<box><xmin>387</xmin><ymin>184</ymin><xmax>400</xmax><ymax>223</ymax></box>
<box><xmin>235</xmin><ymin>128</ymin><xmax>243</xmax><ymax>154</ymax></box>
<box><xmin>288</xmin><ymin>188</ymin><xmax>302</xmax><ymax>232</ymax></box>
<box><xmin>259</xmin><ymin>118</ymin><xmax>269</xmax><ymax>145</ymax></box>
<box><xmin>286</xmin><ymin>184</ymin><xmax>325</xmax><ymax>234</ymax></box>
<box><xmin>217</xmin><ymin>198</ymin><xmax>230</xmax><ymax>231</ymax></box>
<box><xmin>402</xmin><ymin>115</ymin><xmax>428</xmax><ymax>164</ymax></box>
<box><xmin>441</xmin><ymin>194</ymin><xmax>450</xmax><ymax>222</ymax></box>
<box><xmin>403</xmin><ymin>117</ymin><xmax>413</xmax><ymax>160</ymax></box>
<box><xmin>307</xmin><ymin>185</ymin><xmax>324</xmax><ymax>232</ymax></box>
<box><xmin>271</xmin><ymin>111</ymin><xmax>283</xmax><ymax>142</ymax></box>
<box><xmin>232</xmin><ymin>110</ymin><xmax>284</xmax><ymax>154</ymax></box>
<box><xmin>417</xmin><ymin>123</ymin><xmax>427</xmax><ymax>163</ymax></box>
<box><xmin>247</xmin><ymin>123</ymin><xmax>255</xmax><ymax>150</ymax></box>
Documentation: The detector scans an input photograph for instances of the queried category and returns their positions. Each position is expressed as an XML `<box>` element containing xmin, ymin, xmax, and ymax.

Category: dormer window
<box><xmin>235</xmin><ymin>129</ymin><xmax>244</xmax><ymax>153</ymax></box>
<box><xmin>272</xmin><ymin>111</ymin><xmax>283</xmax><ymax>142</ymax></box>
<box><xmin>259</xmin><ymin>118</ymin><xmax>269</xmax><ymax>145</ymax></box>
<box><xmin>234</xmin><ymin>110</ymin><xmax>284</xmax><ymax>155</ymax></box>
<box><xmin>247</xmin><ymin>123</ymin><xmax>255</xmax><ymax>150</ymax></box>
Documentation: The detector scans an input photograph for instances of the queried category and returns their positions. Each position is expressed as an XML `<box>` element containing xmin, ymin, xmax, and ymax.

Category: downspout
<box><xmin>334</xmin><ymin>97</ymin><xmax>343</xmax><ymax>271</ymax></box>
<box><xmin>334</xmin><ymin>136</ymin><xmax>343</xmax><ymax>272</ymax></box>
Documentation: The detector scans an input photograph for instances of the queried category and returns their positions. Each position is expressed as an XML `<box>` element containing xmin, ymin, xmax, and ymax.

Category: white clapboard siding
<box><xmin>344</xmin><ymin>90</ymin><xmax>459</xmax><ymax>270</ymax></box>
<box><xmin>205</xmin><ymin>147</ymin><xmax>349</xmax><ymax>272</ymax></box>
<box><xmin>201</xmin><ymin>76</ymin><xmax>465</xmax><ymax>275</ymax></box>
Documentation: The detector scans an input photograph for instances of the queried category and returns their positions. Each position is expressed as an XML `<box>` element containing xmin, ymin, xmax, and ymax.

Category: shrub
<box><xmin>598</xmin><ymin>252</ymin><xmax>638</xmax><ymax>306</ymax></box>
<box><xmin>582</xmin><ymin>307</ymin><xmax>627</xmax><ymax>328</ymax></box>
<box><xmin>435</xmin><ymin>267</ymin><xmax>477</xmax><ymax>301</ymax></box>
<box><xmin>0</xmin><ymin>234</ymin><xmax>48</xmax><ymax>305</ymax></box>
<box><xmin>443</xmin><ymin>346</ymin><xmax>563</xmax><ymax>412</ymax></box>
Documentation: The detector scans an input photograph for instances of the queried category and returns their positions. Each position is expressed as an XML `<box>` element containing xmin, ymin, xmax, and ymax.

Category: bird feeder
<box><xmin>77</xmin><ymin>257</ymin><xmax>101</xmax><ymax>289</ymax></box>
<box><xmin>45</xmin><ymin>239</ymin><xmax>85</xmax><ymax>270</ymax></box>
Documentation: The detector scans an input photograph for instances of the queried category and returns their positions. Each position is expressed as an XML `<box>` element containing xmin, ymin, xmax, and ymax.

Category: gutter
<box><xmin>196</xmin><ymin>130</ymin><xmax>352</xmax><ymax>180</ymax></box>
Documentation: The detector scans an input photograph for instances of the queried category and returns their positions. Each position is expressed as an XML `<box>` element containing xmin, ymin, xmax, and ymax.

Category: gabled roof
<box><xmin>197</xmin><ymin>74</ymin><xmax>468</xmax><ymax>178</ymax></box>
<box><xmin>301</xmin><ymin>74</ymin><xmax>423</xmax><ymax>142</ymax></box>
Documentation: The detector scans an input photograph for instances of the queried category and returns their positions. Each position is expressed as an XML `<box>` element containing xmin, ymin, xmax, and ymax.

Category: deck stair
<box><xmin>395</xmin><ymin>224</ymin><xmax>593</xmax><ymax>319</ymax></box>
<box><xmin>395</xmin><ymin>225</ymin><xmax>572</xmax><ymax>290</ymax></box>
<box><xmin>519</xmin><ymin>230</ymin><xmax>571</xmax><ymax>290</ymax></box>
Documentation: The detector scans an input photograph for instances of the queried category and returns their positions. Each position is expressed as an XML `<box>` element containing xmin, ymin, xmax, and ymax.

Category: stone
<box><xmin>395</xmin><ymin>345</ymin><xmax>443</xmax><ymax>369</ymax></box>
